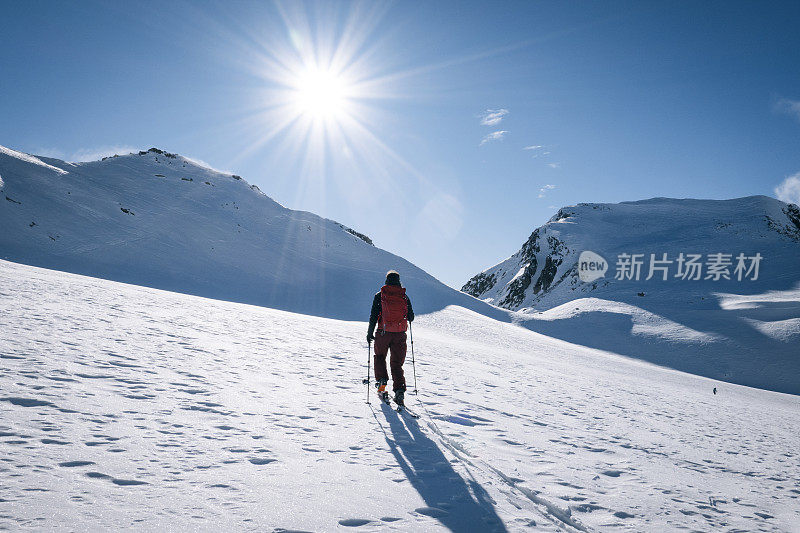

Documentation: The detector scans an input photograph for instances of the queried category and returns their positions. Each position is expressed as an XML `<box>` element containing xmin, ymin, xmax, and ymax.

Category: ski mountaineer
<box><xmin>367</xmin><ymin>270</ymin><xmax>414</xmax><ymax>407</ymax></box>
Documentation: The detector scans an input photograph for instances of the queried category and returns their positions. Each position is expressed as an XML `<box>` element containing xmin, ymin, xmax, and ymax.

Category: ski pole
<box><xmin>409</xmin><ymin>322</ymin><xmax>418</xmax><ymax>395</ymax></box>
<box><xmin>363</xmin><ymin>340</ymin><xmax>371</xmax><ymax>404</ymax></box>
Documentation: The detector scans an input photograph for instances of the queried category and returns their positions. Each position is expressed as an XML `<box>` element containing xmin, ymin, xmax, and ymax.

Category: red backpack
<box><xmin>379</xmin><ymin>285</ymin><xmax>408</xmax><ymax>332</ymax></box>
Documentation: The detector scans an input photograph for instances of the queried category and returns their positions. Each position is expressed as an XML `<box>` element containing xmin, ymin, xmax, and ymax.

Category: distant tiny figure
<box><xmin>367</xmin><ymin>270</ymin><xmax>414</xmax><ymax>407</ymax></box>
<box><xmin>713</xmin><ymin>387</ymin><xmax>717</xmax><ymax>395</ymax></box>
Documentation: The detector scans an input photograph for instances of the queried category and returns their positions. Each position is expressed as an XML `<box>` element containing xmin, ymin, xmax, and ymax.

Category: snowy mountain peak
<box><xmin>79</xmin><ymin>146</ymin><xmax>262</xmax><ymax>194</ymax></box>
<box><xmin>463</xmin><ymin>195</ymin><xmax>800</xmax><ymax>311</ymax></box>
<box><xmin>0</xmin><ymin>144</ymin><xmax>495</xmax><ymax>321</ymax></box>
<box><xmin>461</xmin><ymin>195</ymin><xmax>800</xmax><ymax>395</ymax></box>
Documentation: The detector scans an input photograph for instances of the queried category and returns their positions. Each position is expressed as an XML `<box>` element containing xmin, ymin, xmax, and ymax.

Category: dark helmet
<box><xmin>385</xmin><ymin>270</ymin><xmax>401</xmax><ymax>286</ymax></box>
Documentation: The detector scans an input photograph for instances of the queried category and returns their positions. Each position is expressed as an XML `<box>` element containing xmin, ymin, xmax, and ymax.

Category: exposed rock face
<box><xmin>462</xmin><ymin>196</ymin><xmax>800</xmax><ymax>311</ymax></box>
<box><xmin>463</xmin><ymin>223</ymin><xmax>573</xmax><ymax>310</ymax></box>
<box><xmin>336</xmin><ymin>223</ymin><xmax>374</xmax><ymax>246</ymax></box>
<box><xmin>497</xmin><ymin>255</ymin><xmax>536</xmax><ymax>308</ymax></box>
<box><xmin>784</xmin><ymin>204</ymin><xmax>800</xmax><ymax>236</ymax></box>
<box><xmin>461</xmin><ymin>271</ymin><xmax>497</xmax><ymax>298</ymax></box>
<box><xmin>765</xmin><ymin>203</ymin><xmax>800</xmax><ymax>240</ymax></box>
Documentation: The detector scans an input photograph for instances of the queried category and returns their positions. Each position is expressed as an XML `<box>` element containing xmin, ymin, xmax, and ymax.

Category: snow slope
<box><xmin>0</xmin><ymin>145</ymin><xmax>502</xmax><ymax>322</ymax></box>
<box><xmin>4</xmin><ymin>144</ymin><xmax>795</xmax><ymax>395</ymax></box>
<box><xmin>2</xmin><ymin>260</ymin><xmax>799</xmax><ymax>532</ymax></box>
<box><xmin>462</xmin><ymin>197</ymin><xmax>800</xmax><ymax>394</ymax></box>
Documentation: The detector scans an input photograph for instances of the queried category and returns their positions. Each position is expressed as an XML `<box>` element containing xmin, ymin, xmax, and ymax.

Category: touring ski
<box><xmin>394</xmin><ymin>402</ymin><xmax>420</xmax><ymax>418</ymax></box>
<box><xmin>379</xmin><ymin>391</ymin><xmax>391</xmax><ymax>405</ymax></box>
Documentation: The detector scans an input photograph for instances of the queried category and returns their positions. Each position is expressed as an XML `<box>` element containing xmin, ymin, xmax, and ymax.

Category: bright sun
<box><xmin>291</xmin><ymin>65</ymin><xmax>351</xmax><ymax>121</ymax></box>
<box><xmin>245</xmin><ymin>2</ymin><xmax>399</xmax><ymax>167</ymax></box>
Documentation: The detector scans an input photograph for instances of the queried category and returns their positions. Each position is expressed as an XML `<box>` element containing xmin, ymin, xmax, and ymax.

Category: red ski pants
<box><xmin>373</xmin><ymin>331</ymin><xmax>406</xmax><ymax>392</ymax></box>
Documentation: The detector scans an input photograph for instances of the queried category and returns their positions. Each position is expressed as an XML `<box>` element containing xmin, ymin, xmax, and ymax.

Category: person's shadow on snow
<box><xmin>379</xmin><ymin>402</ymin><xmax>507</xmax><ymax>532</ymax></box>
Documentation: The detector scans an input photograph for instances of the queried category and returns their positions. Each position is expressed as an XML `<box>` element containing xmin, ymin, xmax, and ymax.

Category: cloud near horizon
<box><xmin>775</xmin><ymin>98</ymin><xmax>800</xmax><ymax>121</ymax></box>
<box><xmin>480</xmin><ymin>108</ymin><xmax>509</xmax><ymax>126</ymax></box>
<box><xmin>70</xmin><ymin>146</ymin><xmax>139</xmax><ymax>162</ymax></box>
<box><xmin>26</xmin><ymin>145</ymin><xmax>236</xmax><ymax>175</ymax></box>
<box><xmin>183</xmin><ymin>155</ymin><xmax>234</xmax><ymax>175</ymax></box>
<box><xmin>480</xmin><ymin>130</ymin><xmax>507</xmax><ymax>146</ymax></box>
<box><xmin>33</xmin><ymin>145</ymin><xmax>140</xmax><ymax>162</ymax></box>
<box><xmin>775</xmin><ymin>172</ymin><xmax>800</xmax><ymax>205</ymax></box>
<box><xmin>538</xmin><ymin>184</ymin><xmax>556</xmax><ymax>198</ymax></box>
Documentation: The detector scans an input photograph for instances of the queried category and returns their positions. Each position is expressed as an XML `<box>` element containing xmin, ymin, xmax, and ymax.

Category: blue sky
<box><xmin>2</xmin><ymin>1</ymin><xmax>799</xmax><ymax>287</ymax></box>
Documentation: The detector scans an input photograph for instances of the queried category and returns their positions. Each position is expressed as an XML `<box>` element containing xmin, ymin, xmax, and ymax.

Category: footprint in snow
<box><xmin>112</xmin><ymin>478</ymin><xmax>148</xmax><ymax>486</ymax></box>
<box><xmin>58</xmin><ymin>461</ymin><xmax>95</xmax><ymax>467</ymax></box>
<box><xmin>338</xmin><ymin>518</ymin><xmax>372</xmax><ymax>527</ymax></box>
<box><xmin>414</xmin><ymin>506</ymin><xmax>449</xmax><ymax>518</ymax></box>
<box><xmin>85</xmin><ymin>472</ymin><xmax>148</xmax><ymax>486</ymax></box>
<box><xmin>248</xmin><ymin>457</ymin><xmax>276</xmax><ymax>465</ymax></box>
<box><xmin>1</xmin><ymin>397</ymin><xmax>56</xmax><ymax>408</ymax></box>
<box><xmin>41</xmin><ymin>438</ymin><xmax>71</xmax><ymax>445</ymax></box>
<box><xmin>443</xmin><ymin>415</ymin><xmax>478</xmax><ymax>427</ymax></box>
<box><xmin>574</xmin><ymin>503</ymin><xmax>604</xmax><ymax>513</ymax></box>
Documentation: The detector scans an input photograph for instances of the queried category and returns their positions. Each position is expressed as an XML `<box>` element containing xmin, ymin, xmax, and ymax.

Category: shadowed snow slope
<box><xmin>1</xmin><ymin>260</ymin><xmax>799</xmax><ymax>531</ymax></box>
<box><xmin>463</xmin><ymin>197</ymin><xmax>800</xmax><ymax>394</ymax></box>
<box><xmin>0</xmin><ymin>145</ymin><xmax>502</xmax><ymax>322</ymax></box>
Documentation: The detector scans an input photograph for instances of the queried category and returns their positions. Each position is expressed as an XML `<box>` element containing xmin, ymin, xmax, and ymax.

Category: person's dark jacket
<box><xmin>368</xmin><ymin>290</ymin><xmax>414</xmax><ymax>339</ymax></box>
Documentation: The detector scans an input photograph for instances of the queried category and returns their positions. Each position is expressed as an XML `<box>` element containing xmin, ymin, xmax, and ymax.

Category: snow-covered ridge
<box><xmin>0</xmin><ymin>145</ymin><xmax>68</xmax><ymax>175</ymax></box>
<box><xmin>0</xmin><ymin>144</ymin><xmax>498</xmax><ymax>321</ymax></box>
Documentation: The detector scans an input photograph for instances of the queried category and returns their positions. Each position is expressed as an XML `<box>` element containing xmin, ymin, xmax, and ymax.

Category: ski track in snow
<box><xmin>1</xmin><ymin>260</ymin><xmax>799</xmax><ymax>532</ymax></box>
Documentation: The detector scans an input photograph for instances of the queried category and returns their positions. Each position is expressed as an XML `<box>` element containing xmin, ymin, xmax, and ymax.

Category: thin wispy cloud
<box><xmin>31</xmin><ymin>145</ymin><xmax>139</xmax><ymax>162</ymax></box>
<box><xmin>775</xmin><ymin>98</ymin><xmax>800</xmax><ymax>121</ymax></box>
<box><xmin>33</xmin><ymin>147</ymin><xmax>67</xmax><ymax>159</ymax></box>
<box><xmin>775</xmin><ymin>172</ymin><xmax>800</xmax><ymax>205</ymax></box>
<box><xmin>523</xmin><ymin>144</ymin><xmax>552</xmax><ymax>159</ymax></box>
<box><xmin>183</xmin><ymin>155</ymin><xmax>234</xmax><ymax>175</ymax></box>
<box><xmin>480</xmin><ymin>130</ymin><xmax>507</xmax><ymax>146</ymax></box>
<box><xmin>480</xmin><ymin>108</ymin><xmax>509</xmax><ymax>126</ymax></box>
<box><xmin>538</xmin><ymin>184</ymin><xmax>556</xmax><ymax>198</ymax></box>
<box><xmin>547</xmin><ymin>162</ymin><xmax>560</xmax><ymax>169</ymax></box>
<box><xmin>70</xmin><ymin>146</ymin><xmax>139</xmax><ymax>162</ymax></box>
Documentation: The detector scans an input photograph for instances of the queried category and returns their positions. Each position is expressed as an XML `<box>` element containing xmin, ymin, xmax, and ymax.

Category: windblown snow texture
<box><xmin>1</xmin><ymin>260</ymin><xmax>798</xmax><ymax>531</ymax></box>
<box><xmin>0</xmin><ymin>145</ymin><xmax>500</xmax><ymax>322</ymax></box>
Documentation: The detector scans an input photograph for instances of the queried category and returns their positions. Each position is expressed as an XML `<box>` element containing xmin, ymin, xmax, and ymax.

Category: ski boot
<box><xmin>375</xmin><ymin>379</ymin><xmax>390</xmax><ymax>404</ymax></box>
<box><xmin>394</xmin><ymin>389</ymin><xmax>405</xmax><ymax>407</ymax></box>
